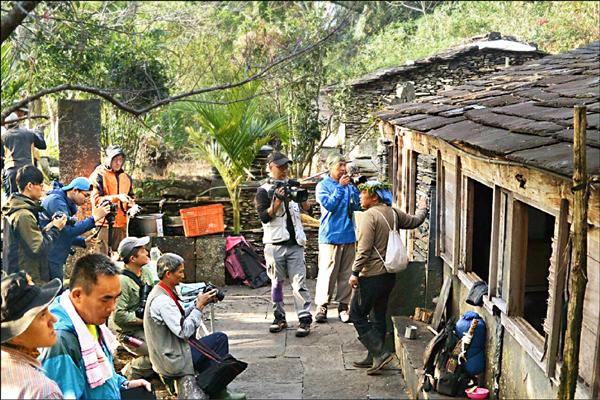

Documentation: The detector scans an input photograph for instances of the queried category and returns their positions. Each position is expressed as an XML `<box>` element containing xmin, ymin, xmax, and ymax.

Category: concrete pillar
<box><xmin>57</xmin><ymin>99</ymin><xmax>102</xmax><ymax>183</ymax></box>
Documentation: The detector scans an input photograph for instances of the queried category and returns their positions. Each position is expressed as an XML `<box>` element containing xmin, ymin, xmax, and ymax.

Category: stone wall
<box><xmin>413</xmin><ymin>154</ymin><xmax>436</xmax><ymax>261</ymax></box>
<box><xmin>325</xmin><ymin>47</ymin><xmax>546</xmax><ymax>180</ymax></box>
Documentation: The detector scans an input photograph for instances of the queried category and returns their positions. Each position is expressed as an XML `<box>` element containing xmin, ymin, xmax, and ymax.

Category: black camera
<box><xmin>52</xmin><ymin>211</ymin><xmax>77</xmax><ymax>226</ymax></box>
<box><xmin>99</xmin><ymin>199</ymin><xmax>118</xmax><ymax>225</ymax></box>
<box><xmin>203</xmin><ymin>282</ymin><xmax>225</xmax><ymax>302</ymax></box>
<box><xmin>349</xmin><ymin>175</ymin><xmax>368</xmax><ymax>186</ymax></box>
<box><xmin>135</xmin><ymin>284</ymin><xmax>152</xmax><ymax>319</ymax></box>
<box><xmin>267</xmin><ymin>179</ymin><xmax>309</xmax><ymax>203</ymax></box>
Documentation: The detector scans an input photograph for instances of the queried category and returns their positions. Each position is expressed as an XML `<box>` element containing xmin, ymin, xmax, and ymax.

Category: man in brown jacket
<box><xmin>348</xmin><ymin>181</ymin><xmax>427</xmax><ymax>375</ymax></box>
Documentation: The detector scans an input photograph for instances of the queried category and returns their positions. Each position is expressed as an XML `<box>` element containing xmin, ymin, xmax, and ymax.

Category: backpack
<box><xmin>372</xmin><ymin>208</ymin><xmax>408</xmax><ymax>273</ymax></box>
<box><xmin>454</xmin><ymin>311</ymin><xmax>486</xmax><ymax>376</ymax></box>
<box><xmin>422</xmin><ymin>318</ymin><xmax>474</xmax><ymax>397</ymax></box>
<box><xmin>224</xmin><ymin>236</ymin><xmax>270</xmax><ymax>289</ymax></box>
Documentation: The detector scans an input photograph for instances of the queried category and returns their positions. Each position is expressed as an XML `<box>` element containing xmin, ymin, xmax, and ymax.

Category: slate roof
<box><xmin>376</xmin><ymin>41</ymin><xmax>600</xmax><ymax>178</ymax></box>
<box><xmin>337</xmin><ymin>33</ymin><xmax>544</xmax><ymax>90</ymax></box>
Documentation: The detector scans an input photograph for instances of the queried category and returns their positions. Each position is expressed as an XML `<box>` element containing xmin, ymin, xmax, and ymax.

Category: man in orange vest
<box><xmin>89</xmin><ymin>145</ymin><xmax>135</xmax><ymax>255</ymax></box>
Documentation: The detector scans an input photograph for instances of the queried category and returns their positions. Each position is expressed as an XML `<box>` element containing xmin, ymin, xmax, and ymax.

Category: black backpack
<box><xmin>234</xmin><ymin>242</ymin><xmax>270</xmax><ymax>289</ymax></box>
<box><xmin>422</xmin><ymin>318</ymin><xmax>474</xmax><ymax>397</ymax></box>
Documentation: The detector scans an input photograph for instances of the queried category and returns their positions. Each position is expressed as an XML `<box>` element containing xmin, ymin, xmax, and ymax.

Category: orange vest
<box><xmin>89</xmin><ymin>165</ymin><xmax>133</xmax><ymax>228</ymax></box>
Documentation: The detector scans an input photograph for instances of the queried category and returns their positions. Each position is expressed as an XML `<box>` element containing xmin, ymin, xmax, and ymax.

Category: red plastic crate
<box><xmin>179</xmin><ymin>204</ymin><xmax>224</xmax><ymax>237</ymax></box>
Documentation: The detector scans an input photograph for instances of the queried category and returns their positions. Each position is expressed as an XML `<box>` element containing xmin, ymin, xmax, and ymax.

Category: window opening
<box><xmin>523</xmin><ymin>204</ymin><xmax>555</xmax><ymax>336</ymax></box>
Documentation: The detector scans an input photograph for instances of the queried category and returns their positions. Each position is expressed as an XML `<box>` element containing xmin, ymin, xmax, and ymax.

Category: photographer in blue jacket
<box><xmin>40</xmin><ymin>177</ymin><xmax>111</xmax><ymax>282</ymax></box>
<box><xmin>314</xmin><ymin>152</ymin><xmax>364</xmax><ymax>323</ymax></box>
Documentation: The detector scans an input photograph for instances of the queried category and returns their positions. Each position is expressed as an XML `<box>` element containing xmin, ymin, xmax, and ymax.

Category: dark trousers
<box><xmin>190</xmin><ymin>331</ymin><xmax>229</xmax><ymax>372</ymax></box>
<box><xmin>3</xmin><ymin>168</ymin><xmax>18</xmax><ymax>196</ymax></box>
<box><xmin>349</xmin><ymin>273</ymin><xmax>396</xmax><ymax>339</ymax></box>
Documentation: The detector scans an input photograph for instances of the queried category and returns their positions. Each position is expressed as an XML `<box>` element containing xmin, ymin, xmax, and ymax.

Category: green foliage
<box><xmin>185</xmin><ymin>83</ymin><xmax>286</xmax><ymax>234</ymax></box>
<box><xmin>0</xmin><ymin>42</ymin><xmax>26</xmax><ymax>112</ymax></box>
<box><xmin>338</xmin><ymin>1</ymin><xmax>600</xmax><ymax>80</ymax></box>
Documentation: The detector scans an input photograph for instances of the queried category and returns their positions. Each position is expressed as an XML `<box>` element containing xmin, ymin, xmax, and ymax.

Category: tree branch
<box><xmin>1</xmin><ymin>1</ymin><xmax>40</xmax><ymax>43</ymax></box>
<box><xmin>2</xmin><ymin>14</ymin><xmax>350</xmax><ymax>120</ymax></box>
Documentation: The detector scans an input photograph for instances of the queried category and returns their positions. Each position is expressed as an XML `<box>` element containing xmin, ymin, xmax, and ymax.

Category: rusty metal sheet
<box><xmin>464</xmin><ymin>109</ymin><xmax>563</xmax><ymax>136</ymax></box>
<box><xmin>506</xmin><ymin>142</ymin><xmax>600</xmax><ymax>177</ymax></box>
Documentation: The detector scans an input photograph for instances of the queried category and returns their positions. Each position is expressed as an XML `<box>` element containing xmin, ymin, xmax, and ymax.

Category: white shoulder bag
<box><xmin>373</xmin><ymin>208</ymin><xmax>409</xmax><ymax>273</ymax></box>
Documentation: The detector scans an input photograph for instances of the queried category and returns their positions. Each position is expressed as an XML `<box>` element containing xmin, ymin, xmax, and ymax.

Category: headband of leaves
<box><xmin>357</xmin><ymin>181</ymin><xmax>391</xmax><ymax>195</ymax></box>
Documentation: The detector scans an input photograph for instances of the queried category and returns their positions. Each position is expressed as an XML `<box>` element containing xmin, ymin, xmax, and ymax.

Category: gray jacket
<box><xmin>144</xmin><ymin>284</ymin><xmax>200</xmax><ymax>377</ymax></box>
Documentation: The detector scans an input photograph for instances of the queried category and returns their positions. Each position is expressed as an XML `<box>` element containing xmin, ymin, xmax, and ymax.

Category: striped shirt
<box><xmin>1</xmin><ymin>346</ymin><xmax>63</xmax><ymax>399</ymax></box>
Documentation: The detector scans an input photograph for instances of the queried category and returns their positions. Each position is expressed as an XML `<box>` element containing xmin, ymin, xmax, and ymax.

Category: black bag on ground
<box><xmin>190</xmin><ymin>338</ymin><xmax>248</xmax><ymax>396</ymax></box>
<box><xmin>234</xmin><ymin>242</ymin><xmax>269</xmax><ymax>289</ymax></box>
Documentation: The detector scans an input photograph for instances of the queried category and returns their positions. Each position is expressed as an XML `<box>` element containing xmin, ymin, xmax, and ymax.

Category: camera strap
<box><xmin>158</xmin><ymin>281</ymin><xmax>185</xmax><ymax>316</ymax></box>
<box><xmin>121</xmin><ymin>269</ymin><xmax>143</xmax><ymax>288</ymax></box>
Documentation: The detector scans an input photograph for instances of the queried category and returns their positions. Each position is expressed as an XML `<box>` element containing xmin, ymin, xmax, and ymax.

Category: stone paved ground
<box><xmin>217</xmin><ymin>279</ymin><xmax>410</xmax><ymax>399</ymax></box>
<box><xmin>116</xmin><ymin>279</ymin><xmax>410</xmax><ymax>399</ymax></box>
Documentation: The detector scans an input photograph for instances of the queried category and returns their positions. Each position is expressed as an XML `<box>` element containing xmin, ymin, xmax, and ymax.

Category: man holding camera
<box><xmin>255</xmin><ymin>152</ymin><xmax>313</xmax><ymax>337</ymax></box>
<box><xmin>144</xmin><ymin>253</ymin><xmax>245</xmax><ymax>400</ymax></box>
<box><xmin>314</xmin><ymin>152</ymin><xmax>363</xmax><ymax>323</ymax></box>
<box><xmin>2</xmin><ymin>165</ymin><xmax>66</xmax><ymax>284</ymax></box>
<box><xmin>89</xmin><ymin>144</ymin><xmax>135</xmax><ymax>255</ymax></box>
<box><xmin>109</xmin><ymin>236</ymin><xmax>156</xmax><ymax>380</ymax></box>
<box><xmin>40</xmin><ymin>177</ymin><xmax>112</xmax><ymax>282</ymax></box>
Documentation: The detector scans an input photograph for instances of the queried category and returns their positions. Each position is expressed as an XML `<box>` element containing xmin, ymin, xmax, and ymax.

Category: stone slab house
<box><xmin>318</xmin><ymin>32</ymin><xmax>546</xmax><ymax>178</ymax></box>
<box><xmin>376</xmin><ymin>41</ymin><xmax>599</xmax><ymax>399</ymax></box>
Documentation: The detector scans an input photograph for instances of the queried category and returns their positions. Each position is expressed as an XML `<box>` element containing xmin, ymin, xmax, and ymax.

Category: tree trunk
<box><xmin>557</xmin><ymin>106</ymin><xmax>588</xmax><ymax>400</ymax></box>
<box><xmin>231</xmin><ymin>187</ymin><xmax>241</xmax><ymax>235</ymax></box>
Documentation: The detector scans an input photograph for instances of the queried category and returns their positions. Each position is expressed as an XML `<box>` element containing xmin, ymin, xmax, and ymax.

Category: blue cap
<box><xmin>62</xmin><ymin>177</ymin><xmax>92</xmax><ymax>192</ymax></box>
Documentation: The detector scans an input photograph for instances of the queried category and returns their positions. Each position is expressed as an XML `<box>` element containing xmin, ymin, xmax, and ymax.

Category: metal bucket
<box><xmin>133</xmin><ymin>214</ymin><xmax>164</xmax><ymax>237</ymax></box>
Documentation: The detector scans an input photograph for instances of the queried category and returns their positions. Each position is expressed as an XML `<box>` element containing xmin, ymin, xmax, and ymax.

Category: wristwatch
<box><xmin>122</xmin><ymin>380</ymin><xmax>130</xmax><ymax>390</ymax></box>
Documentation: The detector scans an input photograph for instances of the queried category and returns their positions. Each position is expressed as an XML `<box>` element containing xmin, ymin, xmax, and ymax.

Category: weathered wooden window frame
<box><xmin>459</xmin><ymin>173</ymin><xmax>494</xmax><ymax>282</ymax></box>
<box><xmin>438</xmin><ymin>156</ymin><xmax>461</xmax><ymax>273</ymax></box>
<box><xmin>486</xmin><ymin>195</ymin><xmax>570</xmax><ymax>376</ymax></box>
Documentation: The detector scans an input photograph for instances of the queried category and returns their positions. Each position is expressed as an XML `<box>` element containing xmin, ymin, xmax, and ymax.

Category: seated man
<box><xmin>39</xmin><ymin>253</ymin><xmax>152</xmax><ymax>399</ymax></box>
<box><xmin>108</xmin><ymin>236</ymin><xmax>155</xmax><ymax>379</ymax></box>
<box><xmin>144</xmin><ymin>253</ymin><xmax>245</xmax><ymax>400</ymax></box>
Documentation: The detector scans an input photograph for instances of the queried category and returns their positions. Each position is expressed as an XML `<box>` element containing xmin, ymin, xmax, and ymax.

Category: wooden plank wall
<box><xmin>390</xmin><ymin>124</ymin><xmax>600</xmax><ymax>391</ymax></box>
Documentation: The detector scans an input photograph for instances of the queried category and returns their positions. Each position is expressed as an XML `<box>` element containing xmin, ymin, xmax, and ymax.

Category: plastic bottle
<box><xmin>149</xmin><ymin>247</ymin><xmax>162</xmax><ymax>284</ymax></box>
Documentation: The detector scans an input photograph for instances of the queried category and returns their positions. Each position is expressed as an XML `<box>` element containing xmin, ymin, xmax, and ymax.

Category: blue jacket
<box><xmin>316</xmin><ymin>175</ymin><xmax>361</xmax><ymax>244</ymax></box>
<box><xmin>39</xmin><ymin>295</ymin><xmax>127</xmax><ymax>399</ymax></box>
<box><xmin>40</xmin><ymin>182</ymin><xmax>95</xmax><ymax>267</ymax></box>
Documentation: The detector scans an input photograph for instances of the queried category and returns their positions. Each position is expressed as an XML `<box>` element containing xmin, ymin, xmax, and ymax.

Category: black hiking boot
<box><xmin>269</xmin><ymin>318</ymin><xmax>287</xmax><ymax>333</ymax></box>
<box><xmin>352</xmin><ymin>352</ymin><xmax>373</xmax><ymax>368</ymax></box>
<box><xmin>358</xmin><ymin>329</ymin><xmax>395</xmax><ymax>375</ymax></box>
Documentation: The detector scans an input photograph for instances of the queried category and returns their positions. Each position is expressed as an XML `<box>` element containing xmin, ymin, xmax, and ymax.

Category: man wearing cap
<box><xmin>109</xmin><ymin>236</ymin><xmax>155</xmax><ymax>380</ymax></box>
<box><xmin>314</xmin><ymin>152</ymin><xmax>364</xmax><ymax>323</ymax></box>
<box><xmin>1</xmin><ymin>271</ymin><xmax>64</xmax><ymax>399</ymax></box>
<box><xmin>39</xmin><ymin>253</ymin><xmax>152</xmax><ymax>399</ymax></box>
<box><xmin>89</xmin><ymin>144</ymin><xmax>136</xmax><ymax>255</ymax></box>
<box><xmin>1</xmin><ymin>103</ymin><xmax>47</xmax><ymax>195</ymax></box>
<box><xmin>2</xmin><ymin>165</ymin><xmax>67</xmax><ymax>284</ymax></box>
<box><xmin>144</xmin><ymin>253</ymin><xmax>245</xmax><ymax>400</ymax></box>
<box><xmin>40</xmin><ymin>177</ymin><xmax>112</xmax><ymax>282</ymax></box>
<box><xmin>348</xmin><ymin>181</ymin><xmax>428</xmax><ymax>374</ymax></box>
<box><xmin>255</xmin><ymin>152</ymin><xmax>313</xmax><ymax>337</ymax></box>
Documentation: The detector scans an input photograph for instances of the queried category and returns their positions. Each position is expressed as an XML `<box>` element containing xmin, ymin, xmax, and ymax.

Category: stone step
<box><xmin>392</xmin><ymin>316</ymin><xmax>455</xmax><ymax>400</ymax></box>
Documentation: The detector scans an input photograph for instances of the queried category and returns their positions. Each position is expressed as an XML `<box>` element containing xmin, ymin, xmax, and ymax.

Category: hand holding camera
<box><xmin>46</xmin><ymin>212</ymin><xmax>68</xmax><ymax>231</ymax></box>
<box><xmin>196</xmin><ymin>283</ymin><xmax>225</xmax><ymax>310</ymax></box>
<box><xmin>93</xmin><ymin>202</ymin><xmax>112</xmax><ymax>222</ymax></box>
